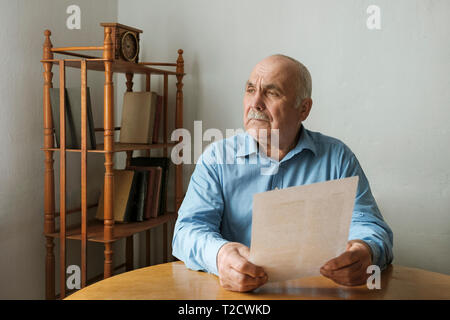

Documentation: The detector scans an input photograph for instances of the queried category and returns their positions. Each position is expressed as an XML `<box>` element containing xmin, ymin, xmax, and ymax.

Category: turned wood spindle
<box><xmin>43</xmin><ymin>29</ymin><xmax>56</xmax><ymax>300</ymax></box>
<box><xmin>125</xmin><ymin>73</ymin><xmax>133</xmax><ymax>92</ymax></box>
<box><xmin>102</xmin><ymin>27</ymin><xmax>115</xmax><ymax>279</ymax></box>
<box><xmin>175</xmin><ymin>49</ymin><xmax>184</xmax><ymax>213</ymax></box>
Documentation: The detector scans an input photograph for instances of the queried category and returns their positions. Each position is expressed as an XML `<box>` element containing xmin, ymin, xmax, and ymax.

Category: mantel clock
<box><xmin>100</xmin><ymin>22</ymin><xmax>143</xmax><ymax>63</ymax></box>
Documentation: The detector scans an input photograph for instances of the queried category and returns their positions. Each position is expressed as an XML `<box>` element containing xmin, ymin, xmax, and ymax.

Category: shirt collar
<box><xmin>286</xmin><ymin>125</ymin><xmax>317</xmax><ymax>159</ymax></box>
<box><xmin>235</xmin><ymin>125</ymin><xmax>317</xmax><ymax>159</ymax></box>
<box><xmin>235</xmin><ymin>132</ymin><xmax>259</xmax><ymax>158</ymax></box>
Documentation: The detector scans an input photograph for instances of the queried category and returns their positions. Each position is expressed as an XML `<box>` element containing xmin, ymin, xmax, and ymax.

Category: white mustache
<box><xmin>248</xmin><ymin>109</ymin><xmax>270</xmax><ymax>121</ymax></box>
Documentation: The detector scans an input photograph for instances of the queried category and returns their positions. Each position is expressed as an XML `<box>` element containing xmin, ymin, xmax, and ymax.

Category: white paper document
<box><xmin>248</xmin><ymin>176</ymin><xmax>359</xmax><ymax>282</ymax></box>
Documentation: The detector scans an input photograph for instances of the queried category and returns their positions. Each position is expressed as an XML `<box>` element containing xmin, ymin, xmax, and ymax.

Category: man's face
<box><xmin>243</xmin><ymin>57</ymin><xmax>307</xmax><ymax>147</ymax></box>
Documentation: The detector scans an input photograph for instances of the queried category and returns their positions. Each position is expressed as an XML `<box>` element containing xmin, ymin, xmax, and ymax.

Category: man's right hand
<box><xmin>216</xmin><ymin>242</ymin><xmax>268</xmax><ymax>292</ymax></box>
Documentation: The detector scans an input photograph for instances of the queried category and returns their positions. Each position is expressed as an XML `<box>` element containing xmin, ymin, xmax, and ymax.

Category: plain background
<box><xmin>0</xmin><ymin>0</ymin><xmax>448</xmax><ymax>299</ymax></box>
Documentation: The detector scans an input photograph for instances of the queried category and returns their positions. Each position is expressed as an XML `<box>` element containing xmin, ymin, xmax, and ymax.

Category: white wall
<box><xmin>0</xmin><ymin>0</ymin><xmax>117</xmax><ymax>299</ymax></box>
<box><xmin>118</xmin><ymin>0</ymin><xmax>450</xmax><ymax>275</ymax></box>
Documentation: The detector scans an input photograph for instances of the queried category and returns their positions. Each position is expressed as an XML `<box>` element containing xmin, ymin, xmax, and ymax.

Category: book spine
<box><xmin>124</xmin><ymin>171</ymin><xmax>140</xmax><ymax>222</ymax></box>
<box><xmin>152</xmin><ymin>167</ymin><xmax>163</xmax><ymax>218</ymax></box>
<box><xmin>136</xmin><ymin>171</ymin><xmax>148</xmax><ymax>222</ymax></box>
<box><xmin>144</xmin><ymin>169</ymin><xmax>155</xmax><ymax>220</ymax></box>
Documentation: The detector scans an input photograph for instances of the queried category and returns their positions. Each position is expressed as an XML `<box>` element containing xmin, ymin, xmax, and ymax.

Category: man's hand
<box><xmin>217</xmin><ymin>242</ymin><xmax>268</xmax><ymax>292</ymax></box>
<box><xmin>320</xmin><ymin>240</ymin><xmax>373</xmax><ymax>286</ymax></box>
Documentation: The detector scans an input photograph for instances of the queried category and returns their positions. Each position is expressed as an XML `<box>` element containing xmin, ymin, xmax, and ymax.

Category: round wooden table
<box><xmin>66</xmin><ymin>261</ymin><xmax>450</xmax><ymax>300</ymax></box>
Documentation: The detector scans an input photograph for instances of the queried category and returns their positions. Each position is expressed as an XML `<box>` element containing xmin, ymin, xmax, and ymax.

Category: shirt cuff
<box><xmin>362</xmin><ymin>239</ymin><xmax>382</xmax><ymax>268</ymax></box>
<box><xmin>204</xmin><ymin>238</ymin><xmax>230</xmax><ymax>276</ymax></box>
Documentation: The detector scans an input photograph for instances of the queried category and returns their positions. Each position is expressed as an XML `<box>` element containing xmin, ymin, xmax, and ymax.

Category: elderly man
<box><xmin>172</xmin><ymin>54</ymin><xmax>393</xmax><ymax>292</ymax></box>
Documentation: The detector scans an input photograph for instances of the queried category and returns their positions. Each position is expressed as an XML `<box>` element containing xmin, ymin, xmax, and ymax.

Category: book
<box><xmin>119</xmin><ymin>92</ymin><xmax>157</xmax><ymax>144</ymax></box>
<box><xmin>50</xmin><ymin>87</ymin><xmax>97</xmax><ymax>149</ymax></box>
<box><xmin>66</xmin><ymin>87</ymin><xmax>97</xmax><ymax>150</ymax></box>
<box><xmin>96</xmin><ymin>170</ymin><xmax>135</xmax><ymax>223</ymax></box>
<box><xmin>144</xmin><ymin>168</ymin><xmax>156</xmax><ymax>219</ymax></box>
<box><xmin>135</xmin><ymin>170</ymin><xmax>149</xmax><ymax>222</ymax></box>
<box><xmin>129</xmin><ymin>157</ymin><xmax>170</xmax><ymax>216</ymax></box>
<box><xmin>150</xmin><ymin>167</ymin><xmax>163</xmax><ymax>218</ymax></box>
<box><xmin>125</xmin><ymin>166</ymin><xmax>162</xmax><ymax>220</ymax></box>
<box><xmin>50</xmin><ymin>88</ymin><xmax>77</xmax><ymax>148</ymax></box>
<box><xmin>152</xmin><ymin>95</ymin><xmax>163</xmax><ymax>144</ymax></box>
<box><xmin>124</xmin><ymin>171</ymin><xmax>141</xmax><ymax>222</ymax></box>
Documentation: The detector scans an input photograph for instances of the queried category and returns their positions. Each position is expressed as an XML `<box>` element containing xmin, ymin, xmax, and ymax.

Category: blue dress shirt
<box><xmin>172</xmin><ymin>126</ymin><xmax>394</xmax><ymax>276</ymax></box>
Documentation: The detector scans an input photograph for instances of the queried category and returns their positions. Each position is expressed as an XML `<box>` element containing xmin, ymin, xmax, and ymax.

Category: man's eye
<box><xmin>246</xmin><ymin>87</ymin><xmax>255</xmax><ymax>93</ymax></box>
<box><xmin>267</xmin><ymin>91</ymin><xmax>278</xmax><ymax>96</ymax></box>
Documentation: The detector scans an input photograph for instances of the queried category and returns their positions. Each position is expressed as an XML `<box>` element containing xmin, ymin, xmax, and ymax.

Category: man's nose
<box><xmin>250</xmin><ymin>91</ymin><xmax>265</xmax><ymax>110</ymax></box>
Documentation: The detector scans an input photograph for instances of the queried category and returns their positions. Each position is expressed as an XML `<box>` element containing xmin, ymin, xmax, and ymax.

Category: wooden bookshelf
<box><xmin>41</xmin><ymin>26</ymin><xmax>185</xmax><ymax>300</ymax></box>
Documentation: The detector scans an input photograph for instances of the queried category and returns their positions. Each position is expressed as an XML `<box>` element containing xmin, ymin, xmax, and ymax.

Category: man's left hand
<box><xmin>320</xmin><ymin>240</ymin><xmax>373</xmax><ymax>286</ymax></box>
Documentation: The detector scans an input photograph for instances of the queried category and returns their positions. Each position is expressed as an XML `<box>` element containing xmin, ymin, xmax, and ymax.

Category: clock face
<box><xmin>121</xmin><ymin>32</ymin><xmax>139</xmax><ymax>62</ymax></box>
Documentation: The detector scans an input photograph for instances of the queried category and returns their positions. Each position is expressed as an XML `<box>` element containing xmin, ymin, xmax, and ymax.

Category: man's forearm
<box><xmin>348</xmin><ymin>221</ymin><xmax>393</xmax><ymax>270</ymax></box>
<box><xmin>172</xmin><ymin>221</ymin><xmax>229</xmax><ymax>275</ymax></box>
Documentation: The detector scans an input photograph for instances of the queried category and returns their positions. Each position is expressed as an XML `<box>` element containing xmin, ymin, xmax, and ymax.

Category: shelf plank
<box><xmin>44</xmin><ymin>58</ymin><xmax>181</xmax><ymax>75</ymax></box>
<box><xmin>94</xmin><ymin>142</ymin><xmax>177</xmax><ymax>153</ymax></box>
<box><xmin>41</xmin><ymin>142</ymin><xmax>177</xmax><ymax>153</ymax></box>
<box><xmin>46</xmin><ymin>213</ymin><xmax>178</xmax><ymax>243</ymax></box>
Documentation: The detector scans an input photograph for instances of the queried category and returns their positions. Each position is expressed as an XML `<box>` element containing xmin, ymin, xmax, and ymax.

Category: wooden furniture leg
<box><xmin>175</xmin><ymin>50</ymin><xmax>184</xmax><ymax>212</ymax></box>
<box><xmin>59</xmin><ymin>61</ymin><xmax>67</xmax><ymax>299</ymax></box>
<box><xmin>124</xmin><ymin>73</ymin><xmax>134</xmax><ymax>272</ymax></box>
<box><xmin>80</xmin><ymin>60</ymin><xmax>88</xmax><ymax>288</ymax></box>
<box><xmin>43</xmin><ymin>30</ymin><xmax>56</xmax><ymax>300</ymax></box>
<box><xmin>103</xmin><ymin>27</ymin><xmax>114</xmax><ymax>279</ymax></box>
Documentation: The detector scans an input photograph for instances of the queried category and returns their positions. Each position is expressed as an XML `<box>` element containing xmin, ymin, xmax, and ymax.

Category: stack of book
<box><xmin>95</xmin><ymin>90</ymin><xmax>167</xmax><ymax>223</ymax></box>
<box><xmin>95</xmin><ymin>157</ymin><xmax>169</xmax><ymax>223</ymax></box>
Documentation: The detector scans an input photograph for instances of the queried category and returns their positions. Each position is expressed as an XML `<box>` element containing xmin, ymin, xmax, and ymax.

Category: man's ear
<box><xmin>299</xmin><ymin>98</ymin><xmax>313</xmax><ymax>121</ymax></box>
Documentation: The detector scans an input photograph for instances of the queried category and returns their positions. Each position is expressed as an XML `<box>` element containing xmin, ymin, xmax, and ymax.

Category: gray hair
<box><xmin>272</xmin><ymin>54</ymin><xmax>312</xmax><ymax>108</ymax></box>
